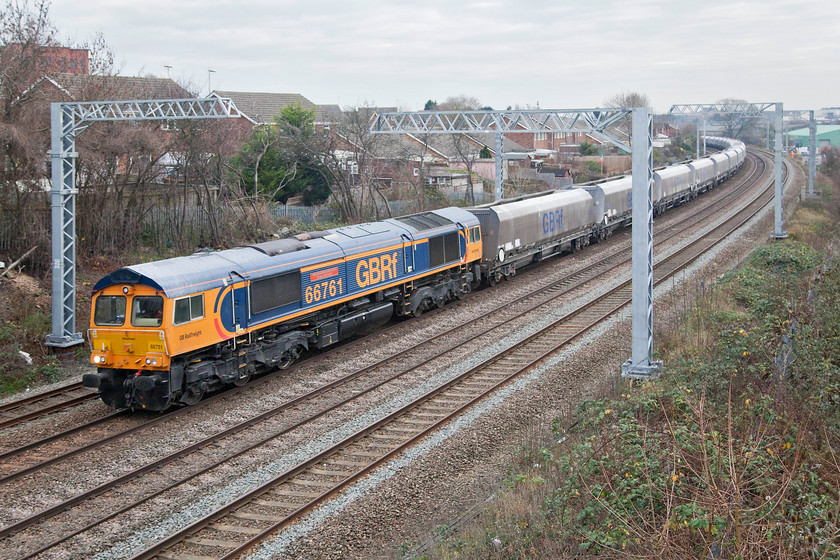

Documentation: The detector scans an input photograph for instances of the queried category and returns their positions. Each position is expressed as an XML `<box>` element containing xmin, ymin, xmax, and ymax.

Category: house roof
<box><xmin>315</xmin><ymin>104</ymin><xmax>343</xmax><ymax>124</ymax></box>
<box><xmin>462</xmin><ymin>133</ymin><xmax>529</xmax><ymax>154</ymax></box>
<box><xmin>48</xmin><ymin>73</ymin><xmax>191</xmax><ymax>101</ymax></box>
<box><xmin>213</xmin><ymin>90</ymin><xmax>318</xmax><ymax>124</ymax></box>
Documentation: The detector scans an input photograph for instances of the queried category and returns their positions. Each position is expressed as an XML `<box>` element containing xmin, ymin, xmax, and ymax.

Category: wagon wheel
<box><xmin>411</xmin><ymin>300</ymin><xmax>427</xmax><ymax>318</ymax></box>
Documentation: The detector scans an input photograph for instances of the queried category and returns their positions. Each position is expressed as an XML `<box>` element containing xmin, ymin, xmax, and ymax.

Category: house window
<box><xmin>173</xmin><ymin>294</ymin><xmax>204</xmax><ymax>325</ymax></box>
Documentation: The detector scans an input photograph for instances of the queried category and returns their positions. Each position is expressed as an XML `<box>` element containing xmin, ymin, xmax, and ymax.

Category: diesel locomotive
<box><xmin>84</xmin><ymin>137</ymin><xmax>745</xmax><ymax>410</ymax></box>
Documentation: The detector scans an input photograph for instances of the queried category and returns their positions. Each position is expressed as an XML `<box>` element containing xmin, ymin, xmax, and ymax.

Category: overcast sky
<box><xmin>50</xmin><ymin>0</ymin><xmax>837</xmax><ymax>113</ymax></box>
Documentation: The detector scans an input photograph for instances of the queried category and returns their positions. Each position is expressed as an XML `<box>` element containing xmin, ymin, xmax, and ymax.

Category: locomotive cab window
<box><xmin>173</xmin><ymin>294</ymin><xmax>204</xmax><ymax>325</ymax></box>
<box><xmin>429</xmin><ymin>231</ymin><xmax>461</xmax><ymax>268</ymax></box>
<box><xmin>469</xmin><ymin>227</ymin><xmax>481</xmax><ymax>243</ymax></box>
<box><xmin>131</xmin><ymin>295</ymin><xmax>164</xmax><ymax>327</ymax></box>
<box><xmin>94</xmin><ymin>295</ymin><xmax>126</xmax><ymax>326</ymax></box>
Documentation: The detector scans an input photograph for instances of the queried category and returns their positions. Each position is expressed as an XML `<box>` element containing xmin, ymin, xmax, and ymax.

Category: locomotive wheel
<box><xmin>182</xmin><ymin>386</ymin><xmax>204</xmax><ymax>406</ymax></box>
<box><xmin>278</xmin><ymin>345</ymin><xmax>304</xmax><ymax>370</ymax></box>
<box><xmin>234</xmin><ymin>363</ymin><xmax>255</xmax><ymax>386</ymax></box>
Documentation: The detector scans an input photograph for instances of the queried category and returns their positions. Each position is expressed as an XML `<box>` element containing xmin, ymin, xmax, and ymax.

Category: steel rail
<box><xmin>0</xmin><ymin>394</ymin><xmax>99</xmax><ymax>430</ymax></box>
<box><xmin>0</xmin><ymin>382</ymin><xmax>85</xmax><ymax>413</ymax></box>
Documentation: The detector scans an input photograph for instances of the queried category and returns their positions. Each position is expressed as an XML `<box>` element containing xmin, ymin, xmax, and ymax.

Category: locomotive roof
<box><xmin>92</xmin><ymin>242</ymin><xmax>341</xmax><ymax>298</ymax></box>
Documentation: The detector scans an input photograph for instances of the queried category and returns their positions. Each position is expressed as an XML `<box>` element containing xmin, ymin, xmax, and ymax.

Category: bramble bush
<box><xmin>430</xmin><ymin>239</ymin><xmax>840</xmax><ymax>560</ymax></box>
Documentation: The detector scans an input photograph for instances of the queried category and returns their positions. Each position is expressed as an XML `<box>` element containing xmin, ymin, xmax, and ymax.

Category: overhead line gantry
<box><xmin>46</xmin><ymin>97</ymin><xmax>241</xmax><ymax>349</ymax></box>
<box><xmin>372</xmin><ymin>107</ymin><xmax>662</xmax><ymax>379</ymax></box>
<box><xmin>670</xmin><ymin>102</ymin><xmax>787</xmax><ymax>238</ymax></box>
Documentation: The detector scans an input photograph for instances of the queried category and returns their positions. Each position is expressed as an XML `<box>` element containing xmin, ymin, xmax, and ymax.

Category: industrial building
<box><xmin>787</xmin><ymin>125</ymin><xmax>840</xmax><ymax>150</ymax></box>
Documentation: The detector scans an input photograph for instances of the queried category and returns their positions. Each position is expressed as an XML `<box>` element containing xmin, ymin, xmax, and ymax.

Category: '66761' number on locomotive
<box><xmin>304</xmin><ymin>278</ymin><xmax>344</xmax><ymax>304</ymax></box>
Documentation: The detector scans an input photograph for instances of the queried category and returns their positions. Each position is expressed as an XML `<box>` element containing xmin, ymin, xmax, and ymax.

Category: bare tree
<box><xmin>395</xmin><ymin>132</ymin><xmax>439</xmax><ymax>211</ymax></box>
<box><xmin>601</xmin><ymin>90</ymin><xmax>651</xmax><ymax>145</ymax></box>
<box><xmin>713</xmin><ymin>98</ymin><xmax>760</xmax><ymax>140</ymax></box>
<box><xmin>0</xmin><ymin>0</ymin><xmax>59</xmax><ymax>267</ymax></box>
<box><xmin>450</xmin><ymin>134</ymin><xmax>482</xmax><ymax>204</ymax></box>
<box><xmin>82</xmin><ymin>29</ymin><xmax>117</xmax><ymax>76</ymax></box>
<box><xmin>604</xmin><ymin>90</ymin><xmax>650</xmax><ymax>109</ymax></box>
<box><xmin>75</xmin><ymin>117</ymin><xmax>168</xmax><ymax>252</ymax></box>
<box><xmin>328</xmin><ymin>105</ymin><xmax>390</xmax><ymax>221</ymax></box>
<box><xmin>438</xmin><ymin>95</ymin><xmax>483</xmax><ymax>111</ymax></box>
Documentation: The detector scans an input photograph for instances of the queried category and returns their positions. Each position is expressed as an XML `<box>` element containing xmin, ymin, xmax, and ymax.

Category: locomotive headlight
<box><xmin>151</xmin><ymin>358</ymin><xmax>158</xmax><ymax>366</ymax></box>
<box><xmin>145</xmin><ymin>358</ymin><xmax>151</xmax><ymax>365</ymax></box>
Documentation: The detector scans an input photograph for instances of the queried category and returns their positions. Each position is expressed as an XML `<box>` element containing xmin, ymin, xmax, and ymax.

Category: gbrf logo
<box><xmin>542</xmin><ymin>209</ymin><xmax>563</xmax><ymax>234</ymax></box>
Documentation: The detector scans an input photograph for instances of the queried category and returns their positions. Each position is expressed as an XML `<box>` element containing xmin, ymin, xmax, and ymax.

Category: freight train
<box><xmin>84</xmin><ymin>137</ymin><xmax>745</xmax><ymax>410</ymax></box>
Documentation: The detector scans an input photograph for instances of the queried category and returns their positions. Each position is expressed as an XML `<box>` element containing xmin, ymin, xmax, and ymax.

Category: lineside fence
<box><xmin>0</xmin><ymin>189</ymin><xmax>497</xmax><ymax>259</ymax></box>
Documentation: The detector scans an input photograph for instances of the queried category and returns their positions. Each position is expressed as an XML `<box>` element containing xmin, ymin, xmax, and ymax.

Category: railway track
<box><xmin>0</xmin><ymin>150</ymin><xmax>779</xmax><ymax>559</ymax></box>
<box><xmin>126</xmin><ymin>150</ymin><xmax>783</xmax><ymax>560</ymax></box>
<box><xmin>0</xmin><ymin>150</ymin><xmax>764</xmax><ymax>479</ymax></box>
<box><xmin>0</xmin><ymin>148</ymin><xmax>761</xmax><ymax>442</ymax></box>
<box><xmin>0</xmin><ymin>382</ymin><xmax>98</xmax><ymax>430</ymax></box>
